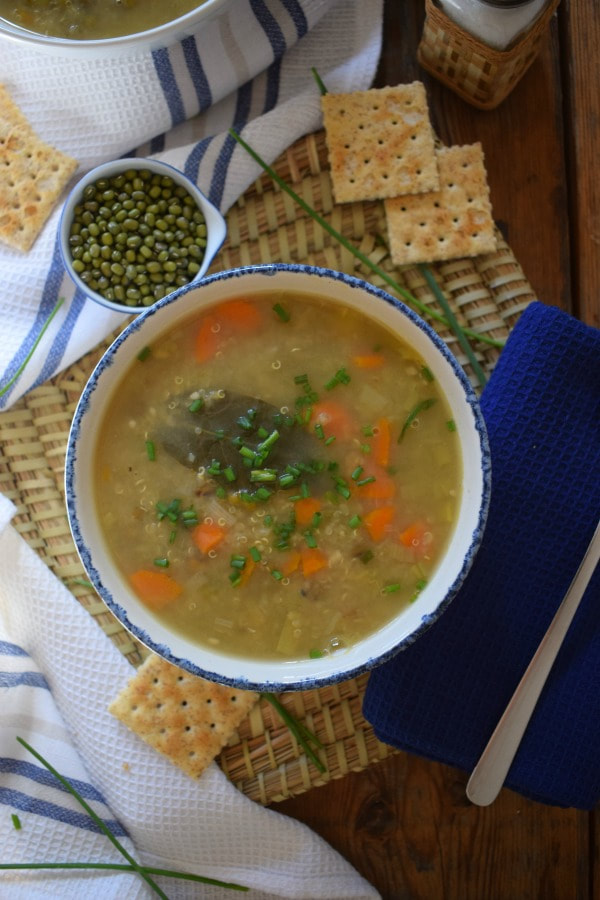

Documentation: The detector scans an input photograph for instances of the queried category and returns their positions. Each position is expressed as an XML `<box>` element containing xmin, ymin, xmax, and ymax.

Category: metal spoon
<box><xmin>466</xmin><ymin>517</ymin><xmax>600</xmax><ymax>807</ymax></box>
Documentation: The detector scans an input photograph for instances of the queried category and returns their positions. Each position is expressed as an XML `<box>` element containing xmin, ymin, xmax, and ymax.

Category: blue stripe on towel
<box><xmin>0</xmin><ymin>787</ymin><xmax>129</xmax><ymax>837</ymax></box>
<box><xmin>33</xmin><ymin>288</ymin><xmax>87</xmax><ymax>389</ymax></box>
<box><xmin>281</xmin><ymin>0</ymin><xmax>309</xmax><ymax>37</ymax></box>
<box><xmin>0</xmin><ymin>230</ymin><xmax>68</xmax><ymax>407</ymax></box>
<box><xmin>263</xmin><ymin>58</ymin><xmax>282</xmax><ymax>113</ymax></box>
<box><xmin>250</xmin><ymin>0</ymin><xmax>287</xmax><ymax>59</ymax></box>
<box><xmin>150</xmin><ymin>133</ymin><xmax>166</xmax><ymax>154</ymax></box>
<box><xmin>0</xmin><ymin>758</ymin><xmax>107</xmax><ymax>805</ymax></box>
<box><xmin>182</xmin><ymin>35</ymin><xmax>212</xmax><ymax>112</ymax></box>
<box><xmin>0</xmin><ymin>671</ymin><xmax>50</xmax><ymax>690</ymax></box>
<box><xmin>152</xmin><ymin>47</ymin><xmax>186</xmax><ymax>126</ymax></box>
<box><xmin>184</xmin><ymin>136</ymin><xmax>214</xmax><ymax>185</ymax></box>
<box><xmin>208</xmin><ymin>81</ymin><xmax>253</xmax><ymax>209</ymax></box>
<box><xmin>0</xmin><ymin>641</ymin><xmax>29</xmax><ymax>657</ymax></box>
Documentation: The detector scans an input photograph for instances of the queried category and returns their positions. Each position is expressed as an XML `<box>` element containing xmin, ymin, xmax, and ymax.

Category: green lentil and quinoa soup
<box><xmin>1</xmin><ymin>0</ymin><xmax>206</xmax><ymax>40</ymax></box>
<box><xmin>94</xmin><ymin>291</ymin><xmax>462</xmax><ymax>662</ymax></box>
<box><xmin>68</xmin><ymin>167</ymin><xmax>207</xmax><ymax>308</ymax></box>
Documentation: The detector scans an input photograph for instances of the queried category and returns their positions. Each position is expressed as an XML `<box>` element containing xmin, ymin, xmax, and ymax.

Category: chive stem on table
<box><xmin>228</xmin><ymin>130</ymin><xmax>504</xmax><ymax>351</ymax></box>
<box><xmin>10</xmin><ymin>738</ymin><xmax>248</xmax><ymax>892</ymax></box>
<box><xmin>261</xmin><ymin>692</ymin><xmax>326</xmax><ymax>773</ymax></box>
<box><xmin>0</xmin><ymin>298</ymin><xmax>65</xmax><ymax>399</ymax></box>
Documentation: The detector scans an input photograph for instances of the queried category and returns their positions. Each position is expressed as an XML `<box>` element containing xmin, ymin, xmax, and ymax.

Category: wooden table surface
<box><xmin>276</xmin><ymin>2</ymin><xmax>600</xmax><ymax>897</ymax></box>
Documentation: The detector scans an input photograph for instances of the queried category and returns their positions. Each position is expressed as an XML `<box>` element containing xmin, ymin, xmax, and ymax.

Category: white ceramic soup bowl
<box><xmin>59</xmin><ymin>158</ymin><xmax>227</xmax><ymax>315</ymax></box>
<box><xmin>65</xmin><ymin>264</ymin><xmax>491</xmax><ymax>691</ymax></box>
<box><xmin>0</xmin><ymin>0</ymin><xmax>233</xmax><ymax>58</ymax></box>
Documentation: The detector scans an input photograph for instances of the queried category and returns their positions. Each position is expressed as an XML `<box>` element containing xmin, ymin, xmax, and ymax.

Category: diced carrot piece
<box><xmin>130</xmin><ymin>570</ymin><xmax>183</xmax><ymax>610</ymax></box>
<box><xmin>357</xmin><ymin>470</ymin><xmax>396</xmax><ymax>501</ymax></box>
<box><xmin>352</xmin><ymin>353</ymin><xmax>385</xmax><ymax>369</ymax></box>
<box><xmin>195</xmin><ymin>314</ymin><xmax>221</xmax><ymax>363</ymax></box>
<box><xmin>363</xmin><ymin>506</ymin><xmax>395</xmax><ymax>542</ymax></box>
<box><xmin>281</xmin><ymin>551</ymin><xmax>302</xmax><ymax>576</ymax></box>
<box><xmin>310</xmin><ymin>400</ymin><xmax>356</xmax><ymax>441</ymax></box>
<box><xmin>372</xmin><ymin>417</ymin><xmax>392</xmax><ymax>468</ymax></box>
<box><xmin>301</xmin><ymin>547</ymin><xmax>328</xmax><ymax>576</ymax></box>
<box><xmin>215</xmin><ymin>299</ymin><xmax>261</xmax><ymax>331</ymax></box>
<box><xmin>238</xmin><ymin>557</ymin><xmax>256</xmax><ymax>586</ymax></box>
<box><xmin>398</xmin><ymin>520</ymin><xmax>431</xmax><ymax>556</ymax></box>
<box><xmin>192</xmin><ymin>521</ymin><xmax>227</xmax><ymax>554</ymax></box>
<box><xmin>294</xmin><ymin>497</ymin><xmax>322</xmax><ymax>527</ymax></box>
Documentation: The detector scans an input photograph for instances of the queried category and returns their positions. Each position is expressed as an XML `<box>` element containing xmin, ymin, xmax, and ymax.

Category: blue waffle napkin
<box><xmin>363</xmin><ymin>301</ymin><xmax>600</xmax><ymax>809</ymax></box>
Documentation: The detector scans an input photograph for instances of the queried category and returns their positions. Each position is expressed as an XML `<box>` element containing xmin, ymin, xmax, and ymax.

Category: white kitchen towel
<box><xmin>0</xmin><ymin>0</ymin><xmax>383</xmax><ymax>410</ymax></box>
<box><xmin>0</xmin><ymin>493</ymin><xmax>380</xmax><ymax>899</ymax></box>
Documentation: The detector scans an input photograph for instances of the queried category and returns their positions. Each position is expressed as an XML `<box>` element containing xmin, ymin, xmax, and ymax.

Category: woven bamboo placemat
<box><xmin>0</xmin><ymin>131</ymin><xmax>537</xmax><ymax>804</ymax></box>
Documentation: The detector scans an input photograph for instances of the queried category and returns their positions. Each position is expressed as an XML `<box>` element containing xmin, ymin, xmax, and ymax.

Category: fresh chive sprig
<box><xmin>261</xmin><ymin>693</ymin><xmax>326</xmax><ymax>773</ymax></box>
<box><xmin>3</xmin><ymin>737</ymin><xmax>248</xmax><ymax>894</ymax></box>
<box><xmin>0</xmin><ymin>298</ymin><xmax>65</xmax><ymax>399</ymax></box>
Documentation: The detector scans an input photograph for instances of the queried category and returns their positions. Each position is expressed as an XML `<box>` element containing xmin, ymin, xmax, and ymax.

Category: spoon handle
<box><xmin>466</xmin><ymin>518</ymin><xmax>600</xmax><ymax>807</ymax></box>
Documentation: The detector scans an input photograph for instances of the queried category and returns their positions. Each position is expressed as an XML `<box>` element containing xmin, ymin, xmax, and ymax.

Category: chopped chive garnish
<box><xmin>188</xmin><ymin>396</ymin><xmax>204</xmax><ymax>413</ymax></box>
<box><xmin>416</xmin><ymin>578</ymin><xmax>428</xmax><ymax>591</ymax></box>
<box><xmin>249</xmin><ymin>546</ymin><xmax>262</xmax><ymax>563</ymax></box>
<box><xmin>11</xmin><ymin>813</ymin><xmax>21</xmax><ymax>830</ymax></box>
<box><xmin>169</xmin><ymin>530</ymin><xmax>176</xmax><ymax>544</ymax></box>
<box><xmin>324</xmin><ymin>435</ymin><xmax>336</xmax><ymax>446</ymax></box>
<box><xmin>311</xmin><ymin>66</ymin><xmax>328</xmax><ymax>96</ymax></box>
<box><xmin>145</xmin><ymin>440</ymin><xmax>156</xmax><ymax>461</ymax></box>
<box><xmin>153</xmin><ymin>558</ymin><xmax>169</xmax><ymax>568</ymax></box>
<box><xmin>257</xmin><ymin>430</ymin><xmax>280</xmax><ymax>452</ymax></box>
<box><xmin>230</xmin><ymin>555</ymin><xmax>247</xmax><ymax>569</ymax></box>
<box><xmin>264</xmin><ymin>515</ymin><xmax>273</xmax><ymax>526</ymax></box>
<box><xmin>400</xmin><ymin>398</ymin><xmax>437</xmax><ymax>441</ymax></box>
<box><xmin>273</xmin><ymin>302</ymin><xmax>290</xmax><ymax>322</ymax></box>
<box><xmin>304</xmin><ymin>531</ymin><xmax>317</xmax><ymax>548</ymax></box>
<box><xmin>257</xmin><ymin>425</ymin><xmax>269</xmax><ymax>439</ymax></box>
<box><xmin>351</xmin><ymin>466</ymin><xmax>364</xmax><ymax>481</ymax></box>
<box><xmin>325</xmin><ymin>367</ymin><xmax>351</xmax><ymax>390</ymax></box>
<box><xmin>336</xmin><ymin>484</ymin><xmax>351</xmax><ymax>500</ymax></box>
<box><xmin>446</xmin><ymin>419</ymin><xmax>457</xmax><ymax>432</ymax></box>
<box><xmin>136</xmin><ymin>345</ymin><xmax>151</xmax><ymax>361</ymax></box>
<box><xmin>421</xmin><ymin>366</ymin><xmax>435</xmax><ymax>382</ymax></box>
<box><xmin>294</xmin><ymin>373</ymin><xmax>308</xmax><ymax>384</ymax></box>
<box><xmin>229</xmin><ymin>572</ymin><xmax>242</xmax><ymax>586</ymax></box>
<box><xmin>207</xmin><ymin>459</ymin><xmax>222</xmax><ymax>474</ymax></box>
<box><xmin>360</xmin><ymin>443</ymin><xmax>371</xmax><ymax>454</ymax></box>
<box><xmin>223</xmin><ymin>466</ymin><xmax>236</xmax><ymax>482</ymax></box>
<box><xmin>300</xmin><ymin>482</ymin><xmax>310</xmax><ymax>498</ymax></box>
<box><xmin>362</xmin><ymin>425</ymin><xmax>375</xmax><ymax>437</ymax></box>
<box><xmin>237</xmin><ymin>415</ymin><xmax>253</xmax><ymax>431</ymax></box>
<box><xmin>255</xmin><ymin>486</ymin><xmax>272</xmax><ymax>501</ymax></box>
<box><xmin>312</xmin><ymin>511</ymin><xmax>322</xmax><ymax>528</ymax></box>
<box><xmin>216</xmin><ymin>486</ymin><xmax>226</xmax><ymax>499</ymax></box>
<box><xmin>383</xmin><ymin>583</ymin><xmax>402</xmax><ymax>593</ymax></box>
<box><xmin>360</xmin><ymin>549</ymin><xmax>374</xmax><ymax>564</ymax></box>
<box><xmin>348</xmin><ymin>514</ymin><xmax>362</xmax><ymax>529</ymax></box>
<box><xmin>309</xmin><ymin>648</ymin><xmax>323</xmax><ymax>659</ymax></box>
<box><xmin>279</xmin><ymin>472</ymin><xmax>296</xmax><ymax>487</ymax></box>
<box><xmin>356</xmin><ymin>475</ymin><xmax>375</xmax><ymax>486</ymax></box>
<box><xmin>314</xmin><ymin>423</ymin><xmax>325</xmax><ymax>439</ymax></box>
<box><xmin>271</xmin><ymin>569</ymin><xmax>284</xmax><ymax>580</ymax></box>
<box><xmin>250</xmin><ymin>469</ymin><xmax>277</xmax><ymax>482</ymax></box>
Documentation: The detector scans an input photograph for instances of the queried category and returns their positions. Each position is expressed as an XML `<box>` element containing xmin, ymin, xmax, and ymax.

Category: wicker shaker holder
<box><xmin>418</xmin><ymin>0</ymin><xmax>561</xmax><ymax>110</ymax></box>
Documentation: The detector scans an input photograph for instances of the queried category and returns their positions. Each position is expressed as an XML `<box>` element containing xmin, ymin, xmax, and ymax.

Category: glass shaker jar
<box><xmin>418</xmin><ymin>0</ymin><xmax>561</xmax><ymax>109</ymax></box>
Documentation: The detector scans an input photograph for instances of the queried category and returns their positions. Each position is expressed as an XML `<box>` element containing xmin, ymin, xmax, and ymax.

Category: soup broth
<box><xmin>94</xmin><ymin>291</ymin><xmax>462</xmax><ymax>662</ymax></box>
<box><xmin>1</xmin><ymin>0</ymin><xmax>205</xmax><ymax>40</ymax></box>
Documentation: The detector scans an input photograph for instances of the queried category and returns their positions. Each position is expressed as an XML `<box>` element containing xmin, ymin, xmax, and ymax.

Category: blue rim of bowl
<box><xmin>58</xmin><ymin>157</ymin><xmax>226</xmax><ymax>315</ymax></box>
<box><xmin>65</xmin><ymin>263</ymin><xmax>492</xmax><ymax>691</ymax></box>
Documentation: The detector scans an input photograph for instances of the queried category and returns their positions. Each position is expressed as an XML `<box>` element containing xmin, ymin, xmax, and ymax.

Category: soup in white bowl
<box><xmin>66</xmin><ymin>265</ymin><xmax>490</xmax><ymax>690</ymax></box>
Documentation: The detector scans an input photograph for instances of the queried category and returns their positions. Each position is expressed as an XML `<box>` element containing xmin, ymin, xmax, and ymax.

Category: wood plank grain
<box><xmin>559</xmin><ymin>0</ymin><xmax>600</xmax><ymax>327</ymax></box>
<box><xmin>277</xmin><ymin>754</ymin><xmax>589</xmax><ymax>900</ymax></box>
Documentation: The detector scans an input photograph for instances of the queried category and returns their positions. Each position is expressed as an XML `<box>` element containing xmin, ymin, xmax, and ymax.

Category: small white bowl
<box><xmin>59</xmin><ymin>158</ymin><xmax>226</xmax><ymax>315</ymax></box>
<box><xmin>0</xmin><ymin>0</ymin><xmax>233</xmax><ymax>58</ymax></box>
<box><xmin>65</xmin><ymin>264</ymin><xmax>491</xmax><ymax>692</ymax></box>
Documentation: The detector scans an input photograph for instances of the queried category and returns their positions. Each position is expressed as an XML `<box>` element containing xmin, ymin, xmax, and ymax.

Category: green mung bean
<box><xmin>67</xmin><ymin>167</ymin><xmax>207</xmax><ymax>308</ymax></box>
